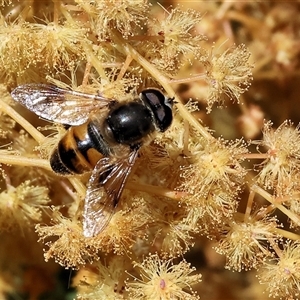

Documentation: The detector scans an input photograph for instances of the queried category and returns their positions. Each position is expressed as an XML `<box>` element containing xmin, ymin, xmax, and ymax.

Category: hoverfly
<box><xmin>11</xmin><ymin>84</ymin><xmax>173</xmax><ymax>237</ymax></box>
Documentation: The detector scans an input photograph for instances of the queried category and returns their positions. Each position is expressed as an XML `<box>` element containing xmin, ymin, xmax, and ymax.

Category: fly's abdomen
<box><xmin>50</xmin><ymin>121</ymin><xmax>110</xmax><ymax>175</ymax></box>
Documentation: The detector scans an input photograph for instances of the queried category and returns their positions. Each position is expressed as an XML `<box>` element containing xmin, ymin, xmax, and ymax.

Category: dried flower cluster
<box><xmin>0</xmin><ymin>1</ymin><xmax>300</xmax><ymax>300</ymax></box>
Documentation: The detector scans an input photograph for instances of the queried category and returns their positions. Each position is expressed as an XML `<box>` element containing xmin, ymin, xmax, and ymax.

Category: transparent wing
<box><xmin>11</xmin><ymin>83</ymin><xmax>115</xmax><ymax>125</ymax></box>
<box><xmin>83</xmin><ymin>148</ymin><xmax>139</xmax><ymax>237</ymax></box>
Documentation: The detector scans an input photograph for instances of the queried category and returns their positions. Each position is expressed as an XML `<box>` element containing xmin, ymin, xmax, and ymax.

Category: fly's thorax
<box><xmin>103</xmin><ymin>101</ymin><xmax>156</xmax><ymax>146</ymax></box>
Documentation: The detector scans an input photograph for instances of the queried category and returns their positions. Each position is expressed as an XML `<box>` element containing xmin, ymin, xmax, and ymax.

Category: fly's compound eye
<box><xmin>140</xmin><ymin>89</ymin><xmax>173</xmax><ymax>132</ymax></box>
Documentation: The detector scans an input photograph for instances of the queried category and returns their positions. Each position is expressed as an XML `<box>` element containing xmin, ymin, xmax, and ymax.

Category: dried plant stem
<box><xmin>68</xmin><ymin>177</ymin><xmax>86</xmax><ymax>200</ymax></box>
<box><xmin>0</xmin><ymin>100</ymin><xmax>46</xmax><ymax>144</ymax></box>
<box><xmin>168</xmin><ymin>74</ymin><xmax>207</xmax><ymax>85</ymax></box>
<box><xmin>239</xmin><ymin>153</ymin><xmax>269</xmax><ymax>160</ymax></box>
<box><xmin>275</xmin><ymin>228</ymin><xmax>300</xmax><ymax>241</ymax></box>
<box><xmin>126</xmin><ymin>181</ymin><xmax>187</xmax><ymax>200</ymax></box>
<box><xmin>252</xmin><ymin>184</ymin><xmax>300</xmax><ymax>226</ymax></box>
<box><xmin>82</xmin><ymin>62</ymin><xmax>92</xmax><ymax>86</ymax></box>
<box><xmin>59</xmin><ymin>180</ymin><xmax>81</xmax><ymax>202</ymax></box>
<box><xmin>255</xmin><ymin>205</ymin><xmax>276</xmax><ymax>221</ymax></box>
<box><xmin>244</xmin><ymin>189</ymin><xmax>255</xmax><ymax>221</ymax></box>
<box><xmin>53</xmin><ymin>0</ymin><xmax>60</xmax><ymax>25</ymax></box>
<box><xmin>0</xmin><ymin>154</ymin><xmax>51</xmax><ymax>170</ymax></box>
<box><xmin>268</xmin><ymin>237</ymin><xmax>283</xmax><ymax>258</ymax></box>
<box><xmin>82</xmin><ymin>43</ymin><xmax>108</xmax><ymax>81</ymax></box>
<box><xmin>117</xmin><ymin>54</ymin><xmax>133</xmax><ymax>81</ymax></box>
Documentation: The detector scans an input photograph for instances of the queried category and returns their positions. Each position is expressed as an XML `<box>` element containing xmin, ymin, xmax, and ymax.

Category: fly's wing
<box><xmin>11</xmin><ymin>83</ymin><xmax>115</xmax><ymax>126</ymax></box>
<box><xmin>83</xmin><ymin>148</ymin><xmax>139</xmax><ymax>237</ymax></box>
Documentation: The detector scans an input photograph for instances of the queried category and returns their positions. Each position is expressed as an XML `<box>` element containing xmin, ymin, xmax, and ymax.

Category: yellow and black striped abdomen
<box><xmin>50</xmin><ymin>121</ymin><xmax>110</xmax><ymax>175</ymax></box>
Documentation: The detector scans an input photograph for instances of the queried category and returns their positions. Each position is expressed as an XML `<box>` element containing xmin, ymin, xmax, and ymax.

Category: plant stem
<box><xmin>126</xmin><ymin>181</ymin><xmax>187</xmax><ymax>200</ymax></box>
<box><xmin>0</xmin><ymin>154</ymin><xmax>51</xmax><ymax>170</ymax></box>
<box><xmin>252</xmin><ymin>184</ymin><xmax>300</xmax><ymax>227</ymax></box>
<box><xmin>0</xmin><ymin>100</ymin><xmax>46</xmax><ymax>144</ymax></box>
